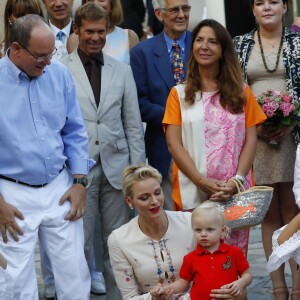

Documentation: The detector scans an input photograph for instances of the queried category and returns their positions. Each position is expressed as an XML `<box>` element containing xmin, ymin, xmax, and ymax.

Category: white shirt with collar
<box><xmin>49</xmin><ymin>19</ymin><xmax>72</xmax><ymax>61</ymax></box>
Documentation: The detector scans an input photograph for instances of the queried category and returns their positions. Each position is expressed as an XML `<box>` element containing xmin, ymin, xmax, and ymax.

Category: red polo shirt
<box><xmin>180</xmin><ymin>240</ymin><xmax>249</xmax><ymax>300</ymax></box>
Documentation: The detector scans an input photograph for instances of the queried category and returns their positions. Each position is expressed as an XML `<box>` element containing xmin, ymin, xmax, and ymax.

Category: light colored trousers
<box><xmin>41</xmin><ymin>162</ymin><xmax>129</xmax><ymax>299</ymax></box>
<box><xmin>0</xmin><ymin>169</ymin><xmax>90</xmax><ymax>300</ymax></box>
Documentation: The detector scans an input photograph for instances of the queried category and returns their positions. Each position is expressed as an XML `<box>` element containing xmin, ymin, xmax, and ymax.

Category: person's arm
<box><xmin>210</xmin><ymin>287</ymin><xmax>247</xmax><ymax>299</ymax></box>
<box><xmin>0</xmin><ymin>252</ymin><xmax>7</xmax><ymax>269</ymax></box>
<box><xmin>210</xmin><ymin>125</ymin><xmax>257</xmax><ymax>199</ymax></box>
<box><xmin>163</xmin><ymin>88</ymin><xmax>230</xmax><ymax>199</ymax></box>
<box><xmin>277</xmin><ymin>213</ymin><xmax>300</xmax><ymax>244</ymax></box>
<box><xmin>211</xmin><ymin>246</ymin><xmax>252</xmax><ymax>299</ymax></box>
<box><xmin>59</xmin><ymin>67</ymin><xmax>92</xmax><ymax>221</ymax></box>
<box><xmin>59</xmin><ymin>174</ymin><xmax>87</xmax><ymax>221</ymax></box>
<box><xmin>166</xmin><ymin>124</ymin><xmax>229</xmax><ymax>197</ymax></box>
<box><xmin>0</xmin><ymin>195</ymin><xmax>24</xmax><ymax>243</ymax></box>
<box><xmin>212</xmin><ymin>85</ymin><xmax>266</xmax><ymax>198</ymax></box>
<box><xmin>66</xmin><ymin>33</ymin><xmax>78</xmax><ymax>54</ymax></box>
<box><xmin>165</xmin><ymin>278</ymin><xmax>190</xmax><ymax>295</ymax></box>
<box><xmin>150</xmin><ymin>278</ymin><xmax>190</xmax><ymax>299</ymax></box>
<box><xmin>218</xmin><ymin>270</ymin><xmax>252</xmax><ymax>298</ymax></box>
<box><xmin>122</xmin><ymin>65</ymin><xmax>146</xmax><ymax>165</ymax></box>
<box><xmin>235</xmin><ymin>126</ymin><xmax>257</xmax><ymax>178</ymax></box>
<box><xmin>107</xmin><ymin>231</ymin><xmax>152</xmax><ymax>300</ymax></box>
<box><xmin>294</xmin><ymin>145</ymin><xmax>300</xmax><ymax>208</ymax></box>
<box><xmin>150</xmin><ymin>285</ymin><xmax>173</xmax><ymax>300</ymax></box>
<box><xmin>128</xmin><ymin>30</ymin><xmax>140</xmax><ymax>48</ymax></box>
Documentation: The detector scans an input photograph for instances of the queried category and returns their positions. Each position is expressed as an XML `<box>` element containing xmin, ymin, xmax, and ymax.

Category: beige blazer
<box><xmin>63</xmin><ymin>50</ymin><xmax>145</xmax><ymax>189</ymax></box>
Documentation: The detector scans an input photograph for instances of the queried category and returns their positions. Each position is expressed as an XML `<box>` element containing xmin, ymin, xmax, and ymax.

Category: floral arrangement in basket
<box><xmin>256</xmin><ymin>90</ymin><xmax>300</xmax><ymax>127</ymax></box>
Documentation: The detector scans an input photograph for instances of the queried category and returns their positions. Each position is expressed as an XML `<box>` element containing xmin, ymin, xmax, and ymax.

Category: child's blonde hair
<box><xmin>192</xmin><ymin>201</ymin><xmax>230</xmax><ymax>237</ymax></box>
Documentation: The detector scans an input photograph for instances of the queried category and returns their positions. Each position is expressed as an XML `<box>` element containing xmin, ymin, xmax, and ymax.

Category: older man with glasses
<box><xmin>0</xmin><ymin>14</ymin><xmax>92</xmax><ymax>300</ymax></box>
<box><xmin>130</xmin><ymin>0</ymin><xmax>192</xmax><ymax>211</ymax></box>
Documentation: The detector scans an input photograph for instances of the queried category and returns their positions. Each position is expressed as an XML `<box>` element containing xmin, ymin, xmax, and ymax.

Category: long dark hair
<box><xmin>185</xmin><ymin>19</ymin><xmax>245</xmax><ymax>113</ymax></box>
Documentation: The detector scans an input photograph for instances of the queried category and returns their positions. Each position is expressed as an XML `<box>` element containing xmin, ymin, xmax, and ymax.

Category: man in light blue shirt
<box><xmin>0</xmin><ymin>14</ymin><xmax>91</xmax><ymax>300</ymax></box>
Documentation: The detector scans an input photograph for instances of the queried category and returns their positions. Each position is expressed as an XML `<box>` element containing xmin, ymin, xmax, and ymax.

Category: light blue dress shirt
<box><xmin>0</xmin><ymin>53</ymin><xmax>91</xmax><ymax>185</ymax></box>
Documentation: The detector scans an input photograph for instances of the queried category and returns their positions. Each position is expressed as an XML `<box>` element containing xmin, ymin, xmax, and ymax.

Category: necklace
<box><xmin>257</xmin><ymin>26</ymin><xmax>284</xmax><ymax>73</ymax></box>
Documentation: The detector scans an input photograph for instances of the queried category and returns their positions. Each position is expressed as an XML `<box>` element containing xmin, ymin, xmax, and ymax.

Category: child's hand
<box><xmin>150</xmin><ymin>284</ymin><xmax>173</xmax><ymax>300</ymax></box>
<box><xmin>221</xmin><ymin>279</ymin><xmax>245</xmax><ymax>297</ymax></box>
<box><xmin>150</xmin><ymin>284</ymin><xmax>163</xmax><ymax>298</ymax></box>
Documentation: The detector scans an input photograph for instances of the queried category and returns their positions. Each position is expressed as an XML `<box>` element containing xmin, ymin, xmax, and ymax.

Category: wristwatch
<box><xmin>73</xmin><ymin>177</ymin><xmax>88</xmax><ymax>187</ymax></box>
<box><xmin>233</xmin><ymin>174</ymin><xmax>246</xmax><ymax>185</ymax></box>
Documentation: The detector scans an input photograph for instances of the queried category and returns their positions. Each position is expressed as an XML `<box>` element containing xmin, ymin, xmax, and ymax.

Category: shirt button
<box><xmin>47</xmin><ymin>157</ymin><xmax>50</xmax><ymax>160</ymax></box>
<box><xmin>97</xmin><ymin>120</ymin><xmax>100</xmax><ymax>125</ymax></box>
<box><xmin>95</xmin><ymin>141</ymin><xmax>99</xmax><ymax>145</ymax></box>
<box><xmin>41</xmin><ymin>138</ymin><xmax>45</xmax><ymax>141</ymax></box>
<box><xmin>32</xmin><ymin>101</ymin><xmax>36</xmax><ymax>104</ymax></box>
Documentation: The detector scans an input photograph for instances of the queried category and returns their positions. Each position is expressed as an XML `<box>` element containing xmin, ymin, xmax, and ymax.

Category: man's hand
<box><xmin>220</xmin><ymin>280</ymin><xmax>245</xmax><ymax>297</ymax></box>
<box><xmin>0</xmin><ymin>195</ymin><xmax>24</xmax><ymax>243</ymax></box>
<box><xmin>59</xmin><ymin>184</ymin><xmax>86</xmax><ymax>221</ymax></box>
<box><xmin>210</xmin><ymin>286</ymin><xmax>247</xmax><ymax>299</ymax></box>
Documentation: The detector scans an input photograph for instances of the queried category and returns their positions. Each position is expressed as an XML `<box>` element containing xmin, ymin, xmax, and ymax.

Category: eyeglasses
<box><xmin>17</xmin><ymin>41</ymin><xmax>57</xmax><ymax>63</ymax></box>
<box><xmin>160</xmin><ymin>5</ymin><xmax>191</xmax><ymax>15</ymax></box>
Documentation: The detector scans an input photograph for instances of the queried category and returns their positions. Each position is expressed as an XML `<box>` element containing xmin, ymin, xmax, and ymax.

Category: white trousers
<box><xmin>0</xmin><ymin>169</ymin><xmax>91</xmax><ymax>300</ymax></box>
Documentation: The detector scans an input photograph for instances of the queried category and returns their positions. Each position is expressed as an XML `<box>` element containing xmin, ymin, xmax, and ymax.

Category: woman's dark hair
<box><xmin>249</xmin><ymin>0</ymin><xmax>288</xmax><ymax>6</ymax></box>
<box><xmin>185</xmin><ymin>19</ymin><xmax>245</xmax><ymax>113</ymax></box>
<box><xmin>4</xmin><ymin>0</ymin><xmax>44</xmax><ymax>52</ymax></box>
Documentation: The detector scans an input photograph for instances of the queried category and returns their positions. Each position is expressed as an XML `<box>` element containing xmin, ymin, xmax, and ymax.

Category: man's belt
<box><xmin>0</xmin><ymin>168</ymin><xmax>64</xmax><ymax>188</ymax></box>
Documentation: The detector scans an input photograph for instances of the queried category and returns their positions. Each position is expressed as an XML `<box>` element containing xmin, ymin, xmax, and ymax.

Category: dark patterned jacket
<box><xmin>233</xmin><ymin>27</ymin><xmax>300</xmax><ymax>143</ymax></box>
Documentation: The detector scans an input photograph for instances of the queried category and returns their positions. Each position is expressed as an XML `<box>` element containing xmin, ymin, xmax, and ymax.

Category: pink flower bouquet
<box><xmin>256</xmin><ymin>90</ymin><xmax>300</xmax><ymax>128</ymax></box>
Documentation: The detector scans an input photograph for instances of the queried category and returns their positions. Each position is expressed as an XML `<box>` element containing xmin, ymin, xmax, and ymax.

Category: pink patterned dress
<box><xmin>163</xmin><ymin>84</ymin><xmax>266</xmax><ymax>255</ymax></box>
<box><xmin>203</xmin><ymin>92</ymin><xmax>250</xmax><ymax>254</ymax></box>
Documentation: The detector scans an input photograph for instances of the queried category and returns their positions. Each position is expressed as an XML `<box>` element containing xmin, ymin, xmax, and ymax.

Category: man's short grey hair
<box><xmin>9</xmin><ymin>14</ymin><xmax>47</xmax><ymax>48</ymax></box>
<box><xmin>152</xmin><ymin>0</ymin><xmax>190</xmax><ymax>10</ymax></box>
<box><xmin>152</xmin><ymin>0</ymin><xmax>166</xmax><ymax>9</ymax></box>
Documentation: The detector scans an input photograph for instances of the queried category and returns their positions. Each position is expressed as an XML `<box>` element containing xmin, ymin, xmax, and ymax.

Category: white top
<box><xmin>108</xmin><ymin>211</ymin><xmax>196</xmax><ymax>300</ymax></box>
<box><xmin>267</xmin><ymin>225</ymin><xmax>300</xmax><ymax>273</ymax></box>
<box><xmin>293</xmin><ymin>145</ymin><xmax>300</xmax><ymax>208</ymax></box>
<box><xmin>103</xmin><ymin>26</ymin><xmax>130</xmax><ymax>65</ymax></box>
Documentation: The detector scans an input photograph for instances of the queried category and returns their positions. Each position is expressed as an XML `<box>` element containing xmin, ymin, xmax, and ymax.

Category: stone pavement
<box><xmin>35</xmin><ymin>225</ymin><xmax>292</xmax><ymax>300</ymax></box>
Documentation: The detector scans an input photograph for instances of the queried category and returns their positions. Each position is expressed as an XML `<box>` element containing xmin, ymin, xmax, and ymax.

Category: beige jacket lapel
<box><xmin>68</xmin><ymin>50</ymin><xmax>98</xmax><ymax>112</ymax></box>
